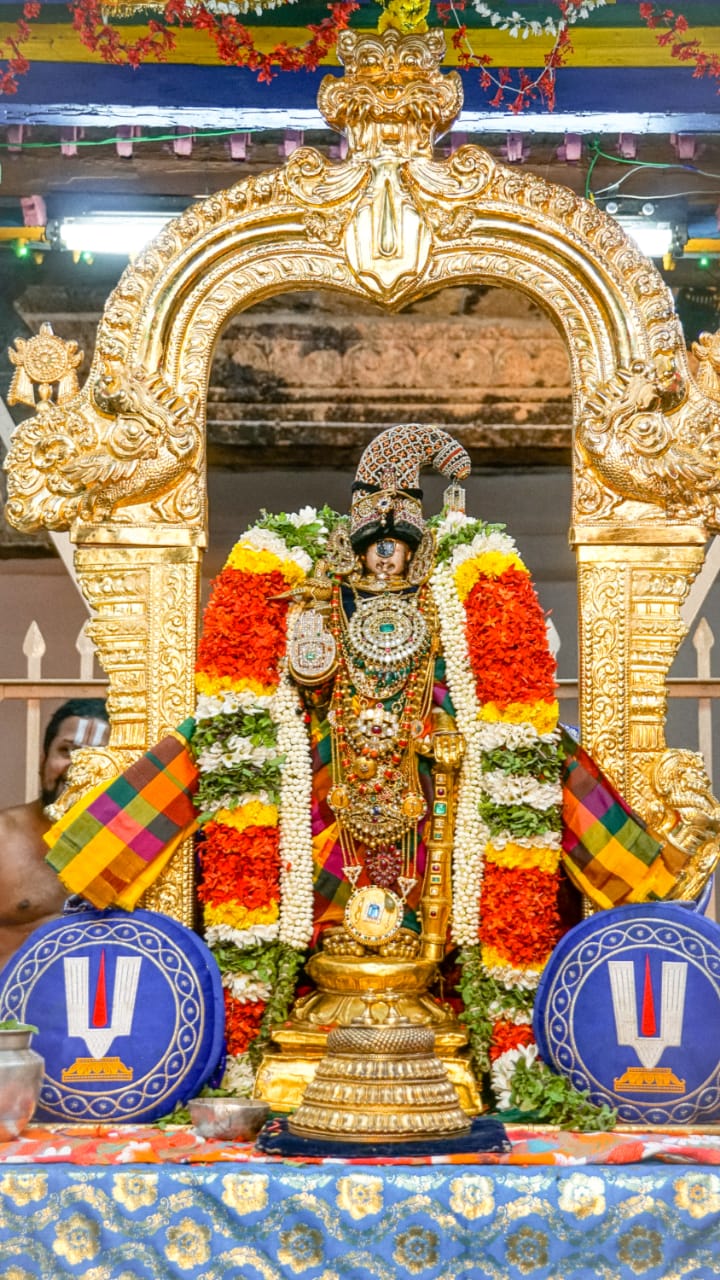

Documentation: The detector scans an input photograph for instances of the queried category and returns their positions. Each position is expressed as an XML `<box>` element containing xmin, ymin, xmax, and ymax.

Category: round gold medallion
<box><xmin>327</xmin><ymin>784</ymin><xmax>350</xmax><ymax>811</ymax></box>
<box><xmin>354</xmin><ymin>755</ymin><xmax>377</xmax><ymax>779</ymax></box>
<box><xmin>401</xmin><ymin>792</ymin><xmax>426</xmax><ymax>821</ymax></box>
<box><xmin>344</xmin><ymin>886</ymin><xmax>403</xmax><ymax>947</ymax></box>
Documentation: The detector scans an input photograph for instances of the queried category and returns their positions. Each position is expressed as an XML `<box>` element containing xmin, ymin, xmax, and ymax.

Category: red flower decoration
<box><xmin>465</xmin><ymin>567</ymin><xmax>556</xmax><ymax>709</ymax></box>
<box><xmin>198</xmin><ymin>823</ymin><xmax>280</xmax><ymax>909</ymax></box>
<box><xmin>196</xmin><ymin>566</ymin><xmax>289</xmax><ymax>687</ymax></box>
<box><xmin>489</xmin><ymin>1020</ymin><xmax>535</xmax><ymax>1062</ymax></box>
<box><xmin>480</xmin><ymin>862</ymin><xmax>562</xmax><ymax>968</ymax></box>
<box><xmin>223</xmin><ymin>991</ymin><xmax>266</xmax><ymax>1057</ymax></box>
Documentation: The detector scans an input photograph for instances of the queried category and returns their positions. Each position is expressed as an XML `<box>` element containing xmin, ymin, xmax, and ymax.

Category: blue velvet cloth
<box><xmin>1</xmin><ymin>1160</ymin><xmax>720</xmax><ymax>1278</ymax></box>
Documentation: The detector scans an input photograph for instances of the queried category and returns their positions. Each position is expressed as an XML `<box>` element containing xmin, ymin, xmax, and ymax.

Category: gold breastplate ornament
<box><xmin>326</xmin><ymin>583</ymin><xmax>437</xmax><ymax>946</ymax></box>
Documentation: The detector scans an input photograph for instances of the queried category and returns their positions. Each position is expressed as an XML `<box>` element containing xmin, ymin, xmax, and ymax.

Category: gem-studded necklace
<box><xmin>326</xmin><ymin>581</ymin><xmax>438</xmax><ymax>946</ymax></box>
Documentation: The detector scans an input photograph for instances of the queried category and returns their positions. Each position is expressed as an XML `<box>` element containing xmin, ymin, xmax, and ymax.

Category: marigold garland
<box><xmin>223</xmin><ymin>991</ymin><xmax>266</xmax><ymax>1057</ymax></box>
<box><xmin>196</xmin><ymin>503</ymin><xmax>579</xmax><ymax>1121</ymax></box>
<box><xmin>489</xmin><ymin>1020</ymin><xmax>536</xmax><ymax>1063</ymax></box>
<box><xmin>485</xmin><ymin>841</ymin><xmax>561</xmax><ymax>875</ymax></box>
<box><xmin>213</xmin><ymin>801</ymin><xmax>278</xmax><ymax>831</ymax></box>
<box><xmin>464</xmin><ymin>567</ymin><xmax>557</xmax><ymax>709</ymax></box>
<box><xmin>197</xmin><ymin>823</ymin><xmax>280</xmax><ymax>908</ymax></box>
<box><xmin>479</xmin><ymin>862</ymin><xmax>563</xmax><ymax>969</ymax></box>
<box><xmin>196</xmin><ymin>566</ymin><xmax>290</xmax><ymax>689</ymax></box>
<box><xmin>203</xmin><ymin>899</ymin><xmax>279</xmax><ymax>930</ymax></box>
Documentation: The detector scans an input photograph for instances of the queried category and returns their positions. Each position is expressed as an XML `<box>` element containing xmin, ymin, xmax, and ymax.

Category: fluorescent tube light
<box><xmin>55</xmin><ymin>213</ymin><xmax>173</xmax><ymax>256</ymax></box>
<box><xmin>611</xmin><ymin>215</ymin><xmax>675</xmax><ymax>259</ymax></box>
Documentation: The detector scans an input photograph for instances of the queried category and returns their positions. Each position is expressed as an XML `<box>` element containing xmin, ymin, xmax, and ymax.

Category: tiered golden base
<box><xmin>254</xmin><ymin>951</ymin><xmax>483</xmax><ymax>1115</ymax></box>
<box><xmin>289</xmin><ymin>1022</ymin><xmax>471</xmax><ymax>1142</ymax></box>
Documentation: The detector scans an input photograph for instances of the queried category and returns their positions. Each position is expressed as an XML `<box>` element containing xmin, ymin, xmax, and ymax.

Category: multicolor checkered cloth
<box><xmin>560</xmin><ymin>729</ymin><xmax>689</xmax><ymax>908</ymax></box>
<box><xmin>45</xmin><ymin>719</ymin><xmax>199</xmax><ymax>911</ymax></box>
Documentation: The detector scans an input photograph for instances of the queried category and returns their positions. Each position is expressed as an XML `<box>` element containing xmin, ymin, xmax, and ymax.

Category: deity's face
<box><xmin>363</xmin><ymin>538</ymin><xmax>413</xmax><ymax>580</ymax></box>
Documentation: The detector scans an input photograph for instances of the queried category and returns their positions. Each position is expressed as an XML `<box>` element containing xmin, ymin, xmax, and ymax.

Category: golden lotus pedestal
<box><xmin>254</xmin><ymin>952</ymin><xmax>483</xmax><ymax>1116</ymax></box>
<box><xmin>290</xmin><ymin>1021</ymin><xmax>471</xmax><ymax>1143</ymax></box>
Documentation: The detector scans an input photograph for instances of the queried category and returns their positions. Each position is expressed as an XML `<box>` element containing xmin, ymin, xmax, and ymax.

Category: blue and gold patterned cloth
<box><xmin>1</xmin><ymin>1160</ymin><xmax>720</xmax><ymax>1278</ymax></box>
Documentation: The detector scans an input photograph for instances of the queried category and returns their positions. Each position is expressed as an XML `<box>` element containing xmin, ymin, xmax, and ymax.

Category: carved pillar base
<box><xmin>73</xmin><ymin>524</ymin><xmax>203</xmax><ymax>926</ymax></box>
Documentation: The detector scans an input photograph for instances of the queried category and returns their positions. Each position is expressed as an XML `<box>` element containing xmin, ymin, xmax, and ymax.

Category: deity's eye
<box><xmin>376</xmin><ymin>540</ymin><xmax>397</xmax><ymax>559</ymax></box>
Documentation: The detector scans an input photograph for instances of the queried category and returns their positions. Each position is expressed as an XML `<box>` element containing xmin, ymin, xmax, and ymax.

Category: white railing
<box><xmin>0</xmin><ymin>621</ymin><xmax>107</xmax><ymax>802</ymax></box>
<box><xmin>3</xmin><ymin>614</ymin><xmax>720</xmax><ymax>801</ymax></box>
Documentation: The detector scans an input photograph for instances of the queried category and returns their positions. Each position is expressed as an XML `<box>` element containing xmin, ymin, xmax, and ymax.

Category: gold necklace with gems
<box><xmin>327</xmin><ymin>582</ymin><xmax>437</xmax><ymax>947</ymax></box>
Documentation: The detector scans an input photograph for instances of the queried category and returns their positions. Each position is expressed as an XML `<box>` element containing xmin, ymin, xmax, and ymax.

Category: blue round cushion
<box><xmin>0</xmin><ymin>906</ymin><xmax>225</xmax><ymax>1123</ymax></box>
<box><xmin>533</xmin><ymin>901</ymin><xmax>720</xmax><ymax>1124</ymax></box>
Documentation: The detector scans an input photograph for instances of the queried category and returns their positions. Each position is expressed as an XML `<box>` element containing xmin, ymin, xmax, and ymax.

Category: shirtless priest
<box><xmin>0</xmin><ymin>699</ymin><xmax>108</xmax><ymax>972</ymax></box>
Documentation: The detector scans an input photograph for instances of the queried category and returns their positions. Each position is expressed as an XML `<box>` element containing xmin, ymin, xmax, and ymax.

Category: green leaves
<box><xmin>509</xmin><ymin>1057</ymin><xmax>616</xmax><ymax>1132</ymax></box>
<box><xmin>479</xmin><ymin>800</ymin><xmax>561</xmax><ymax>838</ymax></box>
<box><xmin>431</xmin><ymin>516</ymin><xmax>506</xmax><ymax>564</ymax></box>
<box><xmin>256</xmin><ymin>505</ymin><xmax>343</xmax><ymax>566</ymax></box>
<box><xmin>482</xmin><ymin>741</ymin><xmax>565</xmax><ymax>781</ymax></box>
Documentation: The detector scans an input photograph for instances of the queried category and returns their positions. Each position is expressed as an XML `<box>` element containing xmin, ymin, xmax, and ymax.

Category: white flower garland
<box><xmin>239</xmin><ymin>526</ymin><xmax>312</xmax><ymax>575</ymax></box>
<box><xmin>489</xmin><ymin>829</ymin><xmax>561</xmax><ymax>852</ymax></box>
<box><xmin>430</xmin><ymin>561</ymin><xmax>489</xmax><ymax>947</ymax></box>
<box><xmin>204</xmin><ymin>922</ymin><xmax>280</xmax><ymax>948</ymax></box>
<box><xmin>476</xmin><ymin>721</ymin><xmax>557</xmax><ymax>752</ymax></box>
<box><xmin>222</xmin><ymin>972</ymin><xmax>273</xmax><ymax>1004</ymax></box>
<box><xmin>274</xmin><ymin>670</ymin><xmax>315</xmax><ymax>950</ymax></box>
<box><xmin>469</xmin><ymin>0</ymin><xmax>606</xmax><ymax>38</ymax></box>
<box><xmin>481</xmin><ymin>770</ymin><xmax>562</xmax><ymax>811</ymax></box>
<box><xmin>195</xmin><ymin>690</ymin><xmax>274</xmax><ymax>721</ymax></box>
<box><xmin>221</xmin><ymin>1054</ymin><xmax>256</xmax><ymax>1097</ymax></box>
<box><xmin>200</xmin><ymin>788</ymin><xmax>276</xmax><ymax>818</ymax></box>
<box><xmin>196</xmin><ymin>737</ymin><xmax>280</xmax><ymax>773</ymax></box>
<box><xmin>491</xmin><ymin>1044</ymin><xmax>538</xmax><ymax>1110</ymax></box>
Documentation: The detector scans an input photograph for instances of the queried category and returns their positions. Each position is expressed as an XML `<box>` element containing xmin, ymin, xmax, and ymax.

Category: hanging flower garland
<box><xmin>1</xmin><ymin>2</ymin><xmax>706</xmax><ymax>103</ymax></box>
<box><xmin>437</xmin><ymin>0</ymin><xmax>609</xmax><ymax>112</ymax></box>
<box><xmin>430</xmin><ymin>509</ymin><xmax>565</xmax><ymax>1106</ymax></box>
<box><xmin>639</xmin><ymin>4</ymin><xmax>720</xmax><ymax>92</ymax></box>
<box><xmin>194</xmin><ymin>506</ymin><xmax>334</xmax><ymax>1092</ymax></box>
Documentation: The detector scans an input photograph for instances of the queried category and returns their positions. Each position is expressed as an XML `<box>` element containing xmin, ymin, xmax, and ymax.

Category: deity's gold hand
<box><xmin>432</xmin><ymin>731</ymin><xmax>466</xmax><ymax>771</ymax></box>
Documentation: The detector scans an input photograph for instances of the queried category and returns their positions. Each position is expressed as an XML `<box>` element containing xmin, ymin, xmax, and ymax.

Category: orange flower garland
<box><xmin>465</xmin><ymin>568</ymin><xmax>557</xmax><ymax>711</ymax></box>
<box><xmin>479</xmin><ymin>862</ymin><xmax>563</xmax><ymax>971</ymax></box>
<box><xmin>489</xmin><ymin>1020</ymin><xmax>535</xmax><ymax>1064</ymax></box>
<box><xmin>196</xmin><ymin>566</ymin><xmax>290</xmax><ymax>692</ymax></box>
<box><xmin>433</xmin><ymin>516</ymin><xmax>568</xmax><ymax>1109</ymax></box>
<box><xmin>194</xmin><ymin>531</ymin><xmax>304</xmax><ymax>1089</ymax></box>
<box><xmin>223</xmin><ymin>991</ymin><xmax>266</xmax><ymax>1058</ymax></box>
<box><xmin>197</xmin><ymin>824</ymin><xmax>280</xmax><ymax>910</ymax></box>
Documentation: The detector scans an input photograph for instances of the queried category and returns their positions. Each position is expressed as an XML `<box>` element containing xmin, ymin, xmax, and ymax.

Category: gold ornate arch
<box><xmin>6</xmin><ymin>28</ymin><xmax>720</xmax><ymax>923</ymax></box>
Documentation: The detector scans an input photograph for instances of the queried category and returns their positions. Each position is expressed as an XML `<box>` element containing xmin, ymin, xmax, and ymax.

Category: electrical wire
<box><xmin>0</xmin><ymin>128</ymin><xmax>252</xmax><ymax>151</ymax></box>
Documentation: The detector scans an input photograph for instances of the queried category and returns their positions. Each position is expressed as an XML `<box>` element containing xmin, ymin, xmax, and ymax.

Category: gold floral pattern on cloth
<box><xmin>0</xmin><ymin>1172</ymin><xmax>48</xmax><ymax>1205</ymax></box>
<box><xmin>112</xmin><ymin>1171</ymin><xmax>159</xmax><ymax>1211</ymax></box>
<box><xmin>0</xmin><ymin>1163</ymin><xmax>719</xmax><ymax>1277</ymax></box>
<box><xmin>277</xmin><ymin>1223</ymin><xmax>325</xmax><ymax>1273</ymax></box>
<box><xmin>616</xmin><ymin>1224</ymin><xmax>664</xmax><ymax>1275</ymax></box>
<box><xmin>336</xmin><ymin>1173</ymin><xmax>384</xmax><ymax>1219</ymax></box>
<box><xmin>220</xmin><ymin>1172</ymin><xmax>269</xmax><ymax>1215</ymax></box>
<box><xmin>165</xmin><ymin>1217</ymin><xmax>212</xmax><ymax>1271</ymax></box>
<box><xmin>53</xmin><ymin>1211</ymin><xmax>101</xmax><ymax>1265</ymax></box>
<box><xmin>557</xmin><ymin>1172</ymin><xmax>607</xmax><ymax>1219</ymax></box>
<box><xmin>448</xmin><ymin>1174</ymin><xmax>495</xmax><ymax>1219</ymax></box>
<box><xmin>505</xmin><ymin>1226</ymin><xmax>550</xmax><ymax>1275</ymax></box>
<box><xmin>674</xmin><ymin>1171</ymin><xmax>720</xmax><ymax>1219</ymax></box>
<box><xmin>393</xmin><ymin>1225</ymin><xmax>440</xmax><ymax>1274</ymax></box>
